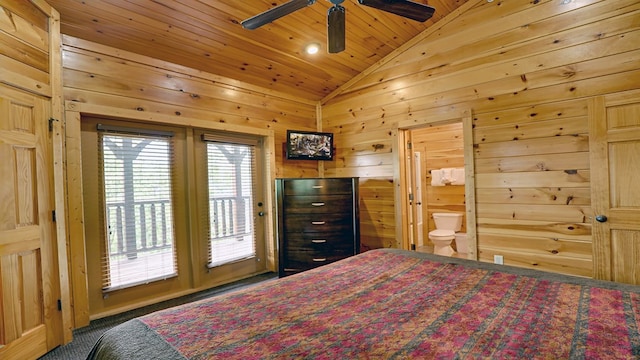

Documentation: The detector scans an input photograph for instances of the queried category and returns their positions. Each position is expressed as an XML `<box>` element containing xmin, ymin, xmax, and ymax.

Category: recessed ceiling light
<box><xmin>305</xmin><ymin>43</ymin><xmax>320</xmax><ymax>55</ymax></box>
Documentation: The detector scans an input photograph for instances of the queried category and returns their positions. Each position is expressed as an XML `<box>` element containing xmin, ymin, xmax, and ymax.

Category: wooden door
<box><xmin>590</xmin><ymin>90</ymin><xmax>640</xmax><ymax>285</ymax></box>
<box><xmin>0</xmin><ymin>85</ymin><xmax>61</xmax><ymax>359</ymax></box>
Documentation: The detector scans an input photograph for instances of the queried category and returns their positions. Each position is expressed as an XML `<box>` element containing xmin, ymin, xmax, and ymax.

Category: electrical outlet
<box><xmin>493</xmin><ymin>255</ymin><xmax>504</xmax><ymax>265</ymax></box>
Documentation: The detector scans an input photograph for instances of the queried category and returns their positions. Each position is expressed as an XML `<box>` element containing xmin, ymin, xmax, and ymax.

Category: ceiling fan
<box><xmin>241</xmin><ymin>0</ymin><xmax>435</xmax><ymax>54</ymax></box>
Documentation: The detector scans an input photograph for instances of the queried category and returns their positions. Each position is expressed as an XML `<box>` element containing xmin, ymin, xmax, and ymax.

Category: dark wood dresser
<box><xmin>276</xmin><ymin>177</ymin><xmax>360</xmax><ymax>277</ymax></box>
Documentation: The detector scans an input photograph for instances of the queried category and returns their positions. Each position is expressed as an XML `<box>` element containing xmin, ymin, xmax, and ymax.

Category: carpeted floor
<box><xmin>39</xmin><ymin>272</ymin><xmax>277</xmax><ymax>360</ymax></box>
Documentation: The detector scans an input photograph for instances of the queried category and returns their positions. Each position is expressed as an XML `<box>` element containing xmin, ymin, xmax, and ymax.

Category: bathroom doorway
<box><xmin>394</xmin><ymin>112</ymin><xmax>477</xmax><ymax>260</ymax></box>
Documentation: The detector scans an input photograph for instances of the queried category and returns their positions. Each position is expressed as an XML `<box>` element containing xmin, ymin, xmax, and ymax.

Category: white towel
<box><xmin>441</xmin><ymin>168</ymin><xmax>455</xmax><ymax>184</ymax></box>
<box><xmin>430</xmin><ymin>169</ymin><xmax>445</xmax><ymax>186</ymax></box>
<box><xmin>451</xmin><ymin>167</ymin><xmax>465</xmax><ymax>185</ymax></box>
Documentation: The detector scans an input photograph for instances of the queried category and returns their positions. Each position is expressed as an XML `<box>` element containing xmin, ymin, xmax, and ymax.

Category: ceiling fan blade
<box><xmin>358</xmin><ymin>0</ymin><xmax>435</xmax><ymax>22</ymax></box>
<box><xmin>327</xmin><ymin>5</ymin><xmax>346</xmax><ymax>53</ymax></box>
<box><xmin>242</xmin><ymin>0</ymin><xmax>315</xmax><ymax>30</ymax></box>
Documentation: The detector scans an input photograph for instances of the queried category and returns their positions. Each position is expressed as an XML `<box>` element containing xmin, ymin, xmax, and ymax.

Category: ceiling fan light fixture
<box><xmin>305</xmin><ymin>43</ymin><xmax>321</xmax><ymax>54</ymax></box>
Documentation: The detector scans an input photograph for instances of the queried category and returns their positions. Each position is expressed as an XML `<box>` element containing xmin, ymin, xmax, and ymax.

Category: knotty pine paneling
<box><xmin>322</xmin><ymin>0</ymin><xmax>640</xmax><ymax>277</ymax></box>
<box><xmin>0</xmin><ymin>2</ymin><xmax>51</xmax><ymax>95</ymax></box>
<box><xmin>359</xmin><ymin>178</ymin><xmax>396</xmax><ymax>250</ymax></box>
<box><xmin>61</xmin><ymin>36</ymin><xmax>317</xmax><ymax>179</ymax></box>
<box><xmin>476</xmin><ymin>218</ymin><xmax>592</xmax><ymax>241</ymax></box>
<box><xmin>47</xmin><ymin>0</ymin><xmax>468</xmax><ymax>101</ymax></box>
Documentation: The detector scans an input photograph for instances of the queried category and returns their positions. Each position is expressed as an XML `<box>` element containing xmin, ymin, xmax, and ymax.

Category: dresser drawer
<box><xmin>283</xmin><ymin>178</ymin><xmax>354</xmax><ymax>196</ymax></box>
<box><xmin>285</xmin><ymin>233</ymin><xmax>355</xmax><ymax>252</ymax></box>
<box><xmin>283</xmin><ymin>249</ymin><xmax>353</xmax><ymax>271</ymax></box>
<box><xmin>284</xmin><ymin>214</ymin><xmax>353</xmax><ymax>233</ymax></box>
<box><xmin>283</xmin><ymin>194</ymin><xmax>353</xmax><ymax>214</ymax></box>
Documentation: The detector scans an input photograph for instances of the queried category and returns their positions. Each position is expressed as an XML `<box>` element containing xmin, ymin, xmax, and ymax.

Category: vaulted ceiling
<box><xmin>48</xmin><ymin>0</ymin><xmax>467</xmax><ymax>101</ymax></box>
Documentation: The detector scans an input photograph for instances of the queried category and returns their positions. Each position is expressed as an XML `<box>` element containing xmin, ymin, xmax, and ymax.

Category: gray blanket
<box><xmin>87</xmin><ymin>319</ymin><xmax>185</xmax><ymax>360</ymax></box>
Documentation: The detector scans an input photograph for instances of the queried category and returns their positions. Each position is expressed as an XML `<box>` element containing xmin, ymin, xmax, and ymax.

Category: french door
<box><xmin>82</xmin><ymin>118</ymin><xmax>189</xmax><ymax>316</ymax></box>
<box><xmin>81</xmin><ymin>118</ymin><xmax>267</xmax><ymax>317</ymax></box>
<box><xmin>193</xmin><ymin>130</ymin><xmax>266</xmax><ymax>280</ymax></box>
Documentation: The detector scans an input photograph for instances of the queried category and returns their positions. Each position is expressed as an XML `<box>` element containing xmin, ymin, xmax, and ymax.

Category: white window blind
<box><xmin>203</xmin><ymin>134</ymin><xmax>257</xmax><ymax>268</ymax></box>
<box><xmin>98</xmin><ymin>126</ymin><xmax>177</xmax><ymax>291</ymax></box>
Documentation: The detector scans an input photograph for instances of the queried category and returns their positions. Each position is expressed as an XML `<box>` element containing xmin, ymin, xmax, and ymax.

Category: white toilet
<box><xmin>429</xmin><ymin>212</ymin><xmax>463</xmax><ymax>256</ymax></box>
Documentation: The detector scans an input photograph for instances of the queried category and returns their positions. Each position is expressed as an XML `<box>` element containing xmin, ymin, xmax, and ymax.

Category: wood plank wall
<box><xmin>321</xmin><ymin>0</ymin><xmax>640</xmax><ymax>277</ymax></box>
<box><xmin>0</xmin><ymin>1</ymin><xmax>51</xmax><ymax>95</ymax></box>
<box><xmin>61</xmin><ymin>35</ymin><xmax>319</xmax><ymax>179</ymax></box>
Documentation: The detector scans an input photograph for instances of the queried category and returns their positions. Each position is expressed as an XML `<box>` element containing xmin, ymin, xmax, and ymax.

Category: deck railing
<box><xmin>106</xmin><ymin>196</ymin><xmax>251</xmax><ymax>259</ymax></box>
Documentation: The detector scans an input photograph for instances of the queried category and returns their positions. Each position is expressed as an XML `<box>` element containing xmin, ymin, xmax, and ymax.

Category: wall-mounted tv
<box><xmin>286</xmin><ymin>130</ymin><xmax>334</xmax><ymax>160</ymax></box>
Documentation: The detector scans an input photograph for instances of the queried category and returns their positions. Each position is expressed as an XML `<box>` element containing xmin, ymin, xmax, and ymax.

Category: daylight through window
<box><xmin>99</xmin><ymin>130</ymin><xmax>177</xmax><ymax>291</ymax></box>
<box><xmin>205</xmin><ymin>140</ymin><xmax>257</xmax><ymax>267</ymax></box>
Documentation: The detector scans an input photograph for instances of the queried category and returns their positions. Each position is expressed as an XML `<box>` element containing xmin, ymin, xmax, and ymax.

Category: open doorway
<box><xmin>394</xmin><ymin>112</ymin><xmax>477</xmax><ymax>260</ymax></box>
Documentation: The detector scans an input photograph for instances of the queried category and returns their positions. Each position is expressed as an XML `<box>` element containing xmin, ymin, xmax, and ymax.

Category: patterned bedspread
<box><xmin>87</xmin><ymin>249</ymin><xmax>640</xmax><ymax>359</ymax></box>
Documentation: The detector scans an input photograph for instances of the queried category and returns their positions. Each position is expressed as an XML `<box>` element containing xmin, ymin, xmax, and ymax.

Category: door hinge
<box><xmin>52</xmin><ymin>210</ymin><xmax>56</xmax><ymax>222</ymax></box>
<box><xmin>49</xmin><ymin>117</ymin><xmax>58</xmax><ymax>132</ymax></box>
<box><xmin>57</xmin><ymin>299</ymin><xmax>62</xmax><ymax>311</ymax></box>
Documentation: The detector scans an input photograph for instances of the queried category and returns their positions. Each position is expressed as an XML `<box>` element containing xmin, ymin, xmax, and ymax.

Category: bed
<box><xmin>87</xmin><ymin>249</ymin><xmax>640</xmax><ymax>359</ymax></box>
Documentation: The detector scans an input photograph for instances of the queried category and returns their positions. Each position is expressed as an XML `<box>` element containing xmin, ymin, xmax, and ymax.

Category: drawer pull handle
<box><xmin>311</xmin><ymin>221</ymin><xmax>326</xmax><ymax>225</ymax></box>
<box><xmin>312</xmin><ymin>258</ymin><xmax>327</xmax><ymax>262</ymax></box>
<box><xmin>311</xmin><ymin>239</ymin><xmax>327</xmax><ymax>243</ymax></box>
<box><xmin>312</xmin><ymin>185</ymin><xmax>323</xmax><ymax>189</ymax></box>
<box><xmin>311</xmin><ymin>202</ymin><xmax>325</xmax><ymax>206</ymax></box>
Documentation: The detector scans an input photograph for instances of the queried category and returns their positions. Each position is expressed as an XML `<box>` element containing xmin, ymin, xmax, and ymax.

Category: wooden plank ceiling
<box><xmin>48</xmin><ymin>0</ymin><xmax>467</xmax><ymax>101</ymax></box>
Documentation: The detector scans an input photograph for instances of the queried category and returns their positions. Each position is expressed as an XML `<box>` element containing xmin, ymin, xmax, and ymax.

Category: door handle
<box><xmin>258</xmin><ymin>211</ymin><xmax>264</xmax><ymax>216</ymax></box>
<box><xmin>595</xmin><ymin>215</ymin><xmax>607</xmax><ymax>223</ymax></box>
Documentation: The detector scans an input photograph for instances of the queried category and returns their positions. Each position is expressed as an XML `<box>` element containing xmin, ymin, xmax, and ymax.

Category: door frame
<box><xmin>412</xmin><ymin>150</ymin><xmax>425</xmax><ymax>249</ymax></box>
<box><xmin>393</xmin><ymin>109</ymin><xmax>478</xmax><ymax>260</ymax></box>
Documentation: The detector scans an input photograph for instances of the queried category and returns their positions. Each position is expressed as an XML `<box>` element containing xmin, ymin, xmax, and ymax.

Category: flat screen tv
<box><xmin>286</xmin><ymin>130</ymin><xmax>334</xmax><ymax>160</ymax></box>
